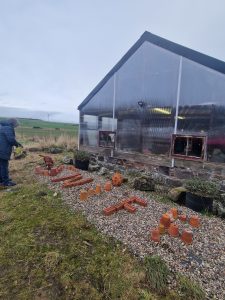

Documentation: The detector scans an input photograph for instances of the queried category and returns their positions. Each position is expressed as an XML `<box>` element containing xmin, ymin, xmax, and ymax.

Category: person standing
<box><xmin>0</xmin><ymin>118</ymin><xmax>22</xmax><ymax>186</ymax></box>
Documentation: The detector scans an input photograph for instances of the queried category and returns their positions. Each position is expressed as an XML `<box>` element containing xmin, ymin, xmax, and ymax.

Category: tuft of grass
<box><xmin>178</xmin><ymin>275</ymin><xmax>205</xmax><ymax>300</ymax></box>
<box><xmin>138</xmin><ymin>289</ymin><xmax>157</xmax><ymax>299</ymax></box>
<box><xmin>144</xmin><ymin>256</ymin><xmax>170</xmax><ymax>295</ymax></box>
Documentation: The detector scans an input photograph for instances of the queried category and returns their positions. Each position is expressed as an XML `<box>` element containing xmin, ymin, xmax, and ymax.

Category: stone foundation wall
<box><xmin>86</xmin><ymin>150</ymin><xmax>225</xmax><ymax>218</ymax></box>
<box><xmin>81</xmin><ymin>145</ymin><xmax>225</xmax><ymax>182</ymax></box>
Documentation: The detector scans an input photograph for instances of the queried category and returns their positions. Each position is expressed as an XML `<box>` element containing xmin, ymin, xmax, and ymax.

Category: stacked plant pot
<box><xmin>150</xmin><ymin>208</ymin><xmax>201</xmax><ymax>244</ymax></box>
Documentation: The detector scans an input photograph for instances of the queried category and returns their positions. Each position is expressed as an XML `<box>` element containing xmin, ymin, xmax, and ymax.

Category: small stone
<box><xmin>168</xmin><ymin>187</ymin><xmax>186</xmax><ymax>202</ymax></box>
<box><xmin>49</xmin><ymin>147</ymin><xmax>63</xmax><ymax>154</ymax></box>
<box><xmin>62</xmin><ymin>156</ymin><xmax>74</xmax><ymax>164</ymax></box>
<box><xmin>133</xmin><ymin>175</ymin><xmax>155</xmax><ymax>191</ymax></box>
<box><xmin>164</xmin><ymin>176</ymin><xmax>183</xmax><ymax>188</ymax></box>
<box><xmin>217</xmin><ymin>202</ymin><xmax>225</xmax><ymax>218</ymax></box>
<box><xmin>88</xmin><ymin>164</ymin><xmax>100</xmax><ymax>172</ymax></box>
<box><xmin>98</xmin><ymin>167</ymin><xmax>109</xmax><ymax>176</ymax></box>
<box><xmin>98</xmin><ymin>155</ymin><xmax>104</xmax><ymax>161</ymax></box>
<box><xmin>28</xmin><ymin>147</ymin><xmax>41</xmax><ymax>152</ymax></box>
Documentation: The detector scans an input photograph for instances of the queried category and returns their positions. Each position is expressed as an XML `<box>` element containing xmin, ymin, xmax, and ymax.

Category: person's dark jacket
<box><xmin>0</xmin><ymin>120</ymin><xmax>20</xmax><ymax>160</ymax></box>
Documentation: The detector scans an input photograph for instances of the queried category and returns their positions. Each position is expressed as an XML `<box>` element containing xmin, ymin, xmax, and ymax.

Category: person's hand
<box><xmin>17</xmin><ymin>142</ymin><xmax>23</xmax><ymax>148</ymax></box>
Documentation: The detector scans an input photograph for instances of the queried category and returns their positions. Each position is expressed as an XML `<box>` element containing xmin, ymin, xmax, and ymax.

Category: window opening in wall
<box><xmin>171</xmin><ymin>134</ymin><xmax>206</xmax><ymax>161</ymax></box>
<box><xmin>99</xmin><ymin>131</ymin><xmax>116</xmax><ymax>148</ymax></box>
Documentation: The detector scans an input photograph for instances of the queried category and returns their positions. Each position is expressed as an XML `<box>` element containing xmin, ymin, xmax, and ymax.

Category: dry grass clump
<box><xmin>24</xmin><ymin>134</ymin><xmax>77</xmax><ymax>151</ymax></box>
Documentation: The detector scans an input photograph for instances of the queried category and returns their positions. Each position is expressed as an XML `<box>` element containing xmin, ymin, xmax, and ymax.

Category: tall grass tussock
<box><xmin>21</xmin><ymin>134</ymin><xmax>77</xmax><ymax>152</ymax></box>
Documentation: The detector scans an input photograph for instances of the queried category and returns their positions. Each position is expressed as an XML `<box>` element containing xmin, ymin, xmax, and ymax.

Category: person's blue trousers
<box><xmin>0</xmin><ymin>158</ymin><xmax>9</xmax><ymax>185</ymax></box>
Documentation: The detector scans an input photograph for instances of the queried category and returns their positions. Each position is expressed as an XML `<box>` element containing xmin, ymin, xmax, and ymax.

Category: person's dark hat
<box><xmin>8</xmin><ymin>118</ymin><xmax>19</xmax><ymax>127</ymax></box>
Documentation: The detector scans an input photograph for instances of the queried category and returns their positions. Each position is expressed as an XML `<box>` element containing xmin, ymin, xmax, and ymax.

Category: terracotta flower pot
<box><xmin>150</xmin><ymin>228</ymin><xmax>160</xmax><ymax>242</ymax></box>
<box><xmin>189</xmin><ymin>215</ymin><xmax>200</xmax><ymax>228</ymax></box>
<box><xmin>167</xmin><ymin>212</ymin><xmax>175</xmax><ymax>223</ymax></box>
<box><xmin>88</xmin><ymin>188</ymin><xmax>95</xmax><ymax>197</ymax></box>
<box><xmin>57</xmin><ymin>165</ymin><xmax>64</xmax><ymax>172</ymax></box>
<box><xmin>179</xmin><ymin>214</ymin><xmax>187</xmax><ymax>222</ymax></box>
<box><xmin>170</xmin><ymin>208</ymin><xmax>178</xmax><ymax>219</ymax></box>
<box><xmin>49</xmin><ymin>168</ymin><xmax>58</xmax><ymax>176</ymax></box>
<box><xmin>168</xmin><ymin>223</ymin><xmax>179</xmax><ymax>237</ymax></box>
<box><xmin>160</xmin><ymin>213</ymin><xmax>171</xmax><ymax>228</ymax></box>
<box><xmin>158</xmin><ymin>223</ymin><xmax>165</xmax><ymax>234</ymax></box>
<box><xmin>43</xmin><ymin>170</ymin><xmax>49</xmax><ymax>176</ymax></box>
<box><xmin>104</xmin><ymin>181</ymin><xmax>112</xmax><ymax>192</ymax></box>
<box><xmin>35</xmin><ymin>166</ymin><xmax>42</xmax><ymax>174</ymax></box>
<box><xmin>80</xmin><ymin>190</ymin><xmax>88</xmax><ymax>201</ymax></box>
<box><xmin>181</xmin><ymin>229</ymin><xmax>193</xmax><ymax>244</ymax></box>
<box><xmin>95</xmin><ymin>184</ymin><xmax>101</xmax><ymax>194</ymax></box>
<box><xmin>112</xmin><ymin>172</ymin><xmax>123</xmax><ymax>186</ymax></box>
<box><xmin>38</xmin><ymin>169</ymin><xmax>45</xmax><ymax>176</ymax></box>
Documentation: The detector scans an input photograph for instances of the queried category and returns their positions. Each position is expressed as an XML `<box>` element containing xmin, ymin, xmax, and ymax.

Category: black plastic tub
<box><xmin>75</xmin><ymin>159</ymin><xmax>89</xmax><ymax>171</ymax></box>
<box><xmin>185</xmin><ymin>192</ymin><xmax>213</xmax><ymax>212</ymax></box>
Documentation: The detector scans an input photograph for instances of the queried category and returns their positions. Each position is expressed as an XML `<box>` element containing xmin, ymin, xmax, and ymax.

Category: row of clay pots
<box><xmin>80</xmin><ymin>181</ymin><xmax>113</xmax><ymax>201</ymax></box>
<box><xmin>151</xmin><ymin>208</ymin><xmax>201</xmax><ymax>244</ymax></box>
<box><xmin>35</xmin><ymin>166</ymin><xmax>62</xmax><ymax>177</ymax></box>
<box><xmin>104</xmin><ymin>175</ymin><xmax>124</xmax><ymax>191</ymax></box>
<box><xmin>160</xmin><ymin>209</ymin><xmax>201</xmax><ymax>228</ymax></box>
<box><xmin>35</xmin><ymin>164</ymin><xmax>76</xmax><ymax>177</ymax></box>
<box><xmin>151</xmin><ymin>227</ymin><xmax>193</xmax><ymax>244</ymax></box>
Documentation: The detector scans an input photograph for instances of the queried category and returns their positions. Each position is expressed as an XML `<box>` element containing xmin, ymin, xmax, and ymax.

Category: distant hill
<box><xmin>16</xmin><ymin>118</ymin><xmax>77</xmax><ymax>129</ymax></box>
<box><xmin>0</xmin><ymin>117</ymin><xmax>78</xmax><ymax>129</ymax></box>
<box><xmin>0</xmin><ymin>106</ymin><xmax>77</xmax><ymax>123</ymax></box>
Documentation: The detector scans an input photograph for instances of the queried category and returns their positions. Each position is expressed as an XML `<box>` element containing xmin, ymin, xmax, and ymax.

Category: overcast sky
<box><xmin>0</xmin><ymin>0</ymin><xmax>225</xmax><ymax>122</ymax></box>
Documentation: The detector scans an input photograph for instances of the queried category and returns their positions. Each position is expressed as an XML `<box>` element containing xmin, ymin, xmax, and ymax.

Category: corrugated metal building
<box><xmin>78</xmin><ymin>31</ymin><xmax>225</xmax><ymax>164</ymax></box>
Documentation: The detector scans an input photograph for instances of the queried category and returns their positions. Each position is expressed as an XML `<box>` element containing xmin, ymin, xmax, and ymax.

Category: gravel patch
<box><xmin>38</xmin><ymin>169</ymin><xmax>225</xmax><ymax>300</ymax></box>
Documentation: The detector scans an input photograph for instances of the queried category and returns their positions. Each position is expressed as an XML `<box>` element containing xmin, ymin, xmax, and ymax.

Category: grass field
<box><xmin>16</xmin><ymin>118</ymin><xmax>78</xmax><ymax>139</ymax></box>
<box><xmin>16</xmin><ymin>118</ymin><xmax>77</xmax><ymax>130</ymax></box>
<box><xmin>0</xmin><ymin>117</ymin><xmax>78</xmax><ymax>139</ymax></box>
